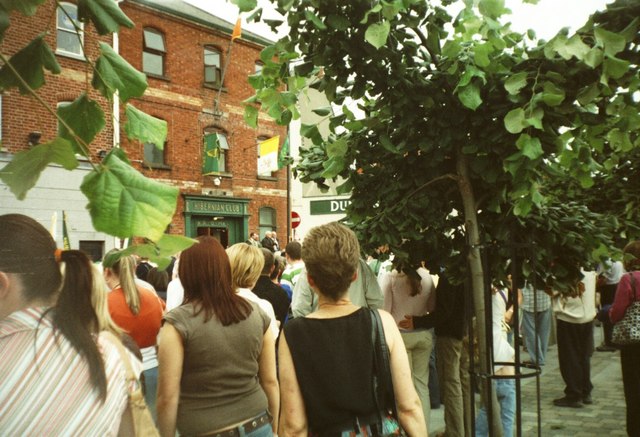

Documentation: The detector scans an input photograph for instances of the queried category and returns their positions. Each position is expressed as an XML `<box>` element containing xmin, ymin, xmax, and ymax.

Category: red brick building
<box><xmin>0</xmin><ymin>0</ymin><xmax>288</xmax><ymax>254</ymax></box>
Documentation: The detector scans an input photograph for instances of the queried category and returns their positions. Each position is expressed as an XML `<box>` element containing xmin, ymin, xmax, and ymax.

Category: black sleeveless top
<box><xmin>284</xmin><ymin>308</ymin><xmax>377</xmax><ymax>434</ymax></box>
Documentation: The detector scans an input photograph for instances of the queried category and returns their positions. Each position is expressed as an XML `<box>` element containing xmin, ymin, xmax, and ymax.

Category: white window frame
<box><xmin>56</xmin><ymin>2</ymin><xmax>84</xmax><ymax>59</ymax></box>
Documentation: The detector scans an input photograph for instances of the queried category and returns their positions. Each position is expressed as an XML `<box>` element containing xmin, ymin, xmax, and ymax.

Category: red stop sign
<box><xmin>291</xmin><ymin>211</ymin><xmax>301</xmax><ymax>229</ymax></box>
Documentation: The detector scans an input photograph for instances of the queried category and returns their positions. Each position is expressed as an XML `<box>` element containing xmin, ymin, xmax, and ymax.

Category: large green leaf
<box><xmin>0</xmin><ymin>138</ymin><xmax>78</xmax><ymax>200</ymax></box>
<box><xmin>594</xmin><ymin>27</ymin><xmax>626</xmax><ymax>57</ymax></box>
<box><xmin>77</xmin><ymin>0</ymin><xmax>134</xmax><ymax>35</ymax></box>
<box><xmin>504</xmin><ymin>108</ymin><xmax>527</xmax><ymax>134</ymax></box>
<box><xmin>231</xmin><ymin>0</ymin><xmax>257</xmax><ymax>12</ymax></box>
<box><xmin>124</xmin><ymin>104</ymin><xmax>168</xmax><ymax>147</ymax></box>
<box><xmin>556</xmin><ymin>34</ymin><xmax>590</xmax><ymax>61</ymax></box>
<box><xmin>516</xmin><ymin>133</ymin><xmax>543</xmax><ymax>160</ymax></box>
<box><xmin>327</xmin><ymin>138</ymin><xmax>348</xmax><ymax>158</ymax></box>
<box><xmin>244</xmin><ymin>105</ymin><xmax>259</xmax><ymax>128</ymax></box>
<box><xmin>104</xmin><ymin>235</ymin><xmax>197</xmax><ymax>270</ymax></box>
<box><xmin>305</xmin><ymin>10</ymin><xmax>327</xmax><ymax>30</ymax></box>
<box><xmin>541</xmin><ymin>81</ymin><xmax>565</xmax><ymax>106</ymax></box>
<box><xmin>478</xmin><ymin>0</ymin><xmax>505</xmax><ymax>19</ymax></box>
<box><xmin>365</xmin><ymin>21</ymin><xmax>390</xmax><ymax>49</ymax></box>
<box><xmin>92</xmin><ymin>42</ymin><xmax>147</xmax><ymax>102</ymax></box>
<box><xmin>58</xmin><ymin>93</ymin><xmax>106</xmax><ymax>154</ymax></box>
<box><xmin>322</xmin><ymin>156</ymin><xmax>346</xmax><ymax>179</ymax></box>
<box><xmin>458</xmin><ymin>83</ymin><xmax>482</xmax><ymax>110</ymax></box>
<box><xmin>0</xmin><ymin>34</ymin><xmax>60</xmax><ymax>93</ymax></box>
<box><xmin>327</xmin><ymin>14</ymin><xmax>350</xmax><ymax>31</ymax></box>
<box><xmin>0</xmin><ymin>0</ymin><xmax>46</xmax><ymax>15</ymax></box>
<box><xmin>80</xmin><ymin>151</ymin><xmax>179</xmax><ymax>240</ymax></box>
<box><xmin>602</xmin><ymin>56</ymin><xmax>630</xmax><ymax>82</ymax></box>
<box><xmin>504</xmin><ymin>72</ymin><xmax>528</xmax><ymax>95</ymax></box>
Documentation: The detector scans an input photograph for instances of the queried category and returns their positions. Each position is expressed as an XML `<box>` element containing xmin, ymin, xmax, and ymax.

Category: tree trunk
<box><xmin>456</xmin><ymin>146</ymin><xmax>503</xmax><ymax>437</ymax></box>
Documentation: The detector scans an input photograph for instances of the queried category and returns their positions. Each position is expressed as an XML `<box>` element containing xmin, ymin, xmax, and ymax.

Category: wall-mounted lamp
<box><xmin>28</xmin><ymin>131</ymin><xmax>42</xmax><ymax>146</ymax></box>
<box><xmin>97</xmin><ymin>150</ymin><xmax>107</xmax><ymax>159</ymax></box>
<box><xmin>213</xmin><ymin>177</ymin><xmax>221</xmax><ymax>186</ymax></box>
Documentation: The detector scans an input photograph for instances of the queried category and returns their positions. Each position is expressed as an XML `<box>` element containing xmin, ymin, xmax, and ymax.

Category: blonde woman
<box><xmin>278</xmin><ymin>222</ymin><xmax>426</xmax><ymax>436</ymax></box>
<box><xmin>227</xmin><ymin>243</ymin><xmax>279</xmax><ymax>338</ymax></box>
<box><xmin>104</xmin><ymin>250</ymin><xmax>164</xmax><ymax>419</ymax></box>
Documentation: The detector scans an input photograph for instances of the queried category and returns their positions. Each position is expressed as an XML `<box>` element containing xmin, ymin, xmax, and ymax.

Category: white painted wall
<box><xmin>0</xmin><ymin>154</ymin><xmax>116</xmax><ymax>255</ymax></box>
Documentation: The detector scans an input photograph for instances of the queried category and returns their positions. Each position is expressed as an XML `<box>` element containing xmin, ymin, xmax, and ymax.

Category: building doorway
<box><xmin>197</xmin><ymin>226</ymin><xmax>229</xmax><ymax>248</ymax></box>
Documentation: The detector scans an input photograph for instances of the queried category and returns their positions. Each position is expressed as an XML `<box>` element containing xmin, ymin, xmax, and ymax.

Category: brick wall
<box><xmin>1</xmin><ymin>3</ymin><xmax>113</xmax><ymax>159</ymax></box>
<box><xmin>119</xmin><ymin>2</ymin><xmax>289</xmax><ymax>240</ymax></box>
<box><xmin>1</xmin><ymin>1</ymin><xmax>289</xmax><ymax>242</ymax></box>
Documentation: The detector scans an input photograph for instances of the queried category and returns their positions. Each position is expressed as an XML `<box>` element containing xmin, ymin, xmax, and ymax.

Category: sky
<box><xmin>186</xmin><ymin>0</ymin><xmax>613</xmax><ymax>42</ymax></box>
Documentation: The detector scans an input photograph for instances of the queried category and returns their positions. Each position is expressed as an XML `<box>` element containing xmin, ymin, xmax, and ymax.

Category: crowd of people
<box><xmin>1</xmin><ymin>213</ymin><xmax>639</xmax><ymax>436</ymax></box>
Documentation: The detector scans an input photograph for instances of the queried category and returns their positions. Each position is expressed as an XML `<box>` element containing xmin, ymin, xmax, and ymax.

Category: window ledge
<box><xmin>204</xmin><ymin>171</ymin><xmax>233</xmax><ymax>178</ymax></box>
<box><xmin>145</xmin><ymin>73</ymin><xmax>171</xmax><ymax>82</ymax></box>
<box><xmin>257</xmin><ymin>175</ymin><xmax>278</xmax><ymax>181</ymax></box>
<box><xmin>204</xmin><ymin>83</ymin><xmax>227</xmax><ymax>92</ymax></box>
<box><xmin>143</xmin><ymin>162</ymin><xmax>172</xmax><ymax>170</ymax></box>
<box><xmin>56</xmin><ymin>50</ymin><xmax>86</xmax><ymax>61</ymax></box>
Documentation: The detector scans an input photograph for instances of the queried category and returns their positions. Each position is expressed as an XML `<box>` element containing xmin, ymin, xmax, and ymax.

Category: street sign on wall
<box><xmin>309</xmin><ymin>199</ymin><xmax>352</xmax><ymax>215</ymax></box>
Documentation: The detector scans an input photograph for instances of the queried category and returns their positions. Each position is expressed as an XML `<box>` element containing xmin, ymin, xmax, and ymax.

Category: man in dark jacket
<box><xmin>252</xmin><ymin>248</ymin><xmax>290</xmax><ymax>330</ymax></box>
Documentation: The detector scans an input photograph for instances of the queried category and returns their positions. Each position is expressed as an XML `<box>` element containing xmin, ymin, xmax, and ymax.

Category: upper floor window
<box><xmin>255</xmin><ymin>62</ymin><xmax>263</xmax><ymax>74</ymax></box>
<box><xmin>204</xmin><ymin>46</ymin><xmax>222</xmax><ymax>86</ymax></box>
<box><xmin>143</xmin><ymin>28</ymin><xmax>166</xmax><ymax>77</ymax></box>
<box><xmin>57</xmin><ymin>3</ymin><xmax>83</xmax><ymax>56</ymax></box>
<box><xmin>143</xmin><ymin>140</ymin><xmax>167</xmax><ymax>168</ymax></box>
<box><xmin>203</xmin><ymin>128</ymin><xmax>229</xmax><ymax>174</ymax></box>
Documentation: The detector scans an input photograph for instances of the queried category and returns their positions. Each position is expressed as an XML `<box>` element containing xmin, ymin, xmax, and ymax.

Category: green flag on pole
<box><xmin>203</xmin><ymin>133</ymin><xmax>220</xmax><ymax>174</ymax></box>
<box><xmin>278</xmin><ymin>136</ymin><xmax>290</xmax><ymax>169</ymax></box>
<box><xmin>62</xmin><ymin>211</ymin><xmax>71</xmax><ymax>250</ymax></box>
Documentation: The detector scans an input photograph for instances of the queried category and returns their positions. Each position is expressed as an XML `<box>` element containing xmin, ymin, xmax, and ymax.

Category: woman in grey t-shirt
<box><xmin>156</xmin><ymin>236</ymin><xmax>279</xmax><ymax>436</ymax></box>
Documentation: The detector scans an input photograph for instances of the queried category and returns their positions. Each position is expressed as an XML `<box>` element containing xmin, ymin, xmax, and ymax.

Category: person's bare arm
<box><xmin>258</xmin><ymin>328</ymin><xmax>280</xmax><ymax>432</ymax></box>
<box><xmin>157</xmin><ymin>324</ymin><xmax>184</xmax><ymax>437</ymax></box>
<box><xmin>379</xmin><ymin>310</ymin><xmax>428</xmax><ymax>436</ymax></box>
<box><xmin>278</xmin><ymin>332</ymin><xmax>308</xmax><ymax>436</ymax></box>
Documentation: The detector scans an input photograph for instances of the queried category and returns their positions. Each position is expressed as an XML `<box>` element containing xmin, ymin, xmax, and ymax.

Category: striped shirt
<box><xmin>281</xmin><ymin>261</ymin><xmax>305</xmax><ymax>290</ymax></box>
<box><xmin>0</xmin><ymin>307</ymin><xmax>137</xmax><ymax>436</ymax></box>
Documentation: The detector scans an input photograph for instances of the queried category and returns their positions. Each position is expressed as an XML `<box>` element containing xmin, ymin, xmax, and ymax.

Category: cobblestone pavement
<box><xmin>429</xmin><ymin>326</ymin><xmax>627</xmax><ymax>436</ymax></box>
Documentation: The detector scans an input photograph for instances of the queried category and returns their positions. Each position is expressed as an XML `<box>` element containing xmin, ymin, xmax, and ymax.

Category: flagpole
<box><xmin>213</xmin><ymin>18</ymin><xmax>241</xmax><ymax>116</ymax></box>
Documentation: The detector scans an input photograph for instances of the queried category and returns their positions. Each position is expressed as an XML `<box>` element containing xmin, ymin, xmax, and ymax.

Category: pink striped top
<box><xmin>0</xmin><ymin>307</ymin><xmax>139</xmax><ymax>435</ymax></box>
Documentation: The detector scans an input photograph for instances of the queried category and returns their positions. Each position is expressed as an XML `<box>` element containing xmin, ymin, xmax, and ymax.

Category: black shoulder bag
<box><xmin>370</xmin><ymin>309</ymin><xmax>408</xmax><ymax>436</ymax></box>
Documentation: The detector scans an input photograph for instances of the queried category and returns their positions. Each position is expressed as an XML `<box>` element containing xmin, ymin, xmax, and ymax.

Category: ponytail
<box><xmin>55</xmin><ymin>250</ymin><xmax>107</xmax><ymax>402</ymax></box>
<box><xmin>403</xmin><ymin>267</ymin><xmax>422</xmax><ymax>297</ymax></box>
<box><xmin>110</xmin><ymin>253</ymin><xmax>140</xmax><ymax>315</ymax></box>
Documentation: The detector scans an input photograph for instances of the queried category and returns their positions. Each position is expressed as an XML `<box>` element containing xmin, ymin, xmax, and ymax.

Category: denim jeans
<box><xmin>475</xmin><ymin>379</ymin><xmax>516</xmax><ymax>437</ymax></box>
<box><xmin>143</xmin><ymin>366</ymin><xmax>158</xmax><ymax>422</ymax></box>
<box><xmin>522</xmin><ymin>308</ymin><xmax>551</xmax><ymax>366</ymax></box>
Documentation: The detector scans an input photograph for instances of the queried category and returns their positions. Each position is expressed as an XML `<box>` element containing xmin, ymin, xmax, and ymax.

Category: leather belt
<box><xmin>210</xmin><ymin>412</ymin><xmax>271</xmax><ymax>437</ymax></box>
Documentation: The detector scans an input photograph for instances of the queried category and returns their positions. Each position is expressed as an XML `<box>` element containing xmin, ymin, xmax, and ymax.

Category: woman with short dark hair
<box><xmin>157</xmin><ymin>236</ymin><xmax>279</xmax><ymax>437</ymax></box>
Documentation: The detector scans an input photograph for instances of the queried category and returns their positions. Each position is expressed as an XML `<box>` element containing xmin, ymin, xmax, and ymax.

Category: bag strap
<box><xmin>370</xmin><ymin>309</ymin><xmax>398</xmax><ymax>420</ymax></box>
<box><xmin>102</xmin><ymin>331</ymin><xmax>138</xmax><ymax>385</ymax></box>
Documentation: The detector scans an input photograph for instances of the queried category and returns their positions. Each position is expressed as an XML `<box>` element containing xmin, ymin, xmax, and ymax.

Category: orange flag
<box><xmin>232</xmin><ymin>18</ymin><xmax>242</xmax><ymax>40</ymax></box>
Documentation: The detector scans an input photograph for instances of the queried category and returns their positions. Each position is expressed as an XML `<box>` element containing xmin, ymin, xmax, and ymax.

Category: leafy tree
<box><xmin>0</xmin><ymin>0</ymin><xmax>195</xmax><ymax>266</ymax></box>
<box><xmin>238</xmin><ymin>0</ymin><xmax>638</xmax><ymax>433</ymax></box>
